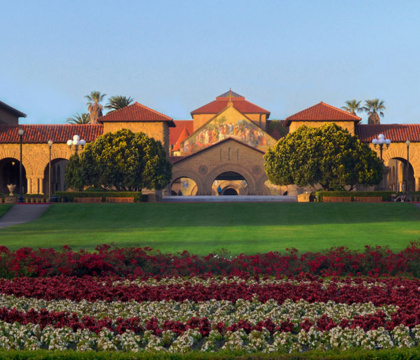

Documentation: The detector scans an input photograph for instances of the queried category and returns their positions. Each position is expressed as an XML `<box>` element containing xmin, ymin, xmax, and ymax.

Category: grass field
<box><xmin>0</xmin><ymin>205</ymin><xmax>12</xmax><ymax>219</ymax></box>
<box><xmin>0</xmin><ymin>203</ymin><xmax>419</xmax><ymax>254</ymax></box>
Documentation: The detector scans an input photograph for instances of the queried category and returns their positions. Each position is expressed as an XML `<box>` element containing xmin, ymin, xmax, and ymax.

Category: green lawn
<box><xmin>0</xmin><ymin>203</ymin><xmax>419</xmax><ymax>255</ymax></box>
<box><xmin>0</xmin><ymin>204</ymin><xmax>12</xmax><ymax>219</ymax></box>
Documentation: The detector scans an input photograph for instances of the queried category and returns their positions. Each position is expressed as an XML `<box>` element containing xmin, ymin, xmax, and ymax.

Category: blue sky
<box><xmin>1</xmin><ymin>0</ymin><xmax>420</xmax><ymax>124</ymax></box>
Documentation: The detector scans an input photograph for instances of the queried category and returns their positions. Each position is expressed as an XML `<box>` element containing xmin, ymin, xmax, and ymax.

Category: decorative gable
<box><xmin>180</xmin><ymin>105</ymin><xmax>276</xmax><ymax>156</ymax></box>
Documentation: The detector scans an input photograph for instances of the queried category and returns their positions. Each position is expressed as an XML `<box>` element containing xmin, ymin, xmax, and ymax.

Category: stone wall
<box><xmin>103</xmin><ymin>122</ymin><xmax>170</xmax><ymax>154</ymax></box>
<box><xmin>289</xmin><ymin>121</ymin><xmax>356</xmax><ymax>134</ymax></box>
<box><xmin>171</xmin><ymin>139</ymin><xmax>270</xmax><ymax>195</ymax></box>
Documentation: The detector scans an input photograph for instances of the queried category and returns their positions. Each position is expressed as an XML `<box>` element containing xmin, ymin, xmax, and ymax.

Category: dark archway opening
<box><xmin>43</xmin><ymin>159</ymin><xmax>69</xmax><ymax>196</ymax></box>
<box><xmin>215</xmin><ymin>171</ymin><xmax>245</xmax><ymax>181</ymax></box>
<box><xmin>212</xmin><ymin>171</ymin><xmax>248</xmax><ymax>196</ymax></box>
<box><xmin>0</xmin><ymin>158</ymin><xmax>27</xmax><ymax>195</ymax></box>
<box><xmin>387</xmin><ymin>158</ymin><xmax>415</xmax><ymax>192</ymax></box>
<box><xmin>223</xmin><ymin>188</ymin><xmax>238</xmax><ymax>196</ymax></box>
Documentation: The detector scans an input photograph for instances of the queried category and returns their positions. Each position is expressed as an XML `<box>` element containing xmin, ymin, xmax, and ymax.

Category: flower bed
<box><xmin>0</xmin><ymin>275</ymin><xmax>420</xmax><ymax>353</ymax></box>
<box><xmin>2</xmin><ymin>243</ymin><xmax>420</xmax><ymax>279</ymax></box>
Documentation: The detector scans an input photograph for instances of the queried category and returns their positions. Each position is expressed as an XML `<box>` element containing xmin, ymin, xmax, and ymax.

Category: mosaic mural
<box><xmin>180</xmin><ymin>115</ymin><xmax>276</xmax><ymax>156</ymax></box>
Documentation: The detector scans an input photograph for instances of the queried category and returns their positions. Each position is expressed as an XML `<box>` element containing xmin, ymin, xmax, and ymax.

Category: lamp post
<box><xmin>372</xmin><ymin>134</ymin><xmax>391</xmax><ymax>190</ymax></box>
<box><xmin>48</xmin><ymin>140</ymin><xmax>53</xmax><ymax>202</ymax></box>
<box><xmin>406</xmin><ymin>140</ymin><xmax>411</xmax><ymax>201</ymax></box>
<box><xmin>67</xmin><ymin>135</ymin><xmax>86</xmax><ymax>154</ymax></box>
<box><xmin>372</xmin><ymin>134</ymin><xmax>391</xmax><ymax>161</ymax></box>
<box><xmin>18</xmin><ymin>129</ymin><xmax>24</xmax><ymax>203</ymax></box>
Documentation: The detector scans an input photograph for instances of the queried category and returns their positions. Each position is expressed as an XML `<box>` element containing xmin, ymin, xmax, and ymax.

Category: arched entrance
<box><xmin>43</xmin><ymin>159</ymin><xmax>69</xmax><ymax>196</ymax></box>
<box><xmin>212</xmin><ymin>171</ymin><xmax>249</xmax><ymax>196</ymax></box>
<box><xmin>223</xmin><ymin>188</ymin><xmax>238</xmax><ymax>195</ymax></box>
<box><xmin>0</xmin><ymin>158</ymin><xmax>27</xmax><ymax>195</ymax></box>
<box><xmin>387</xmin><ymin>158</ymin><xmax>415</xmax><ymax>192</ymax></box>
<box><xmin>170</xmin><ymin>177</ymin><xmax>198</xmax><ymax>196</ymax></box>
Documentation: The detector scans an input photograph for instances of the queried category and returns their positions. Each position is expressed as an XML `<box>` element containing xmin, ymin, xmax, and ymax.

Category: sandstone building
<box><xmin>0</xmin><ymin>90</ymin><xmax>419</xmax><ymax>196</ymax></box>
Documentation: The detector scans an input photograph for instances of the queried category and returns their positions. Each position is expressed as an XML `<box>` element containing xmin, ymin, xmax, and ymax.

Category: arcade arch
<box><xmin>43</xmin><ymin>158</ymin><xmax>69</xmax><ymax>196</ymax></box>
<box><xmin>387</xmin><ymin>158</ymin><xmax>415</xmax><ymax>192</ymax></box>
<box><xmin>204</xmin><ymin>163</ymin><xmax>258</xmax><ymax>195</ymax></box>
<box><xmin>170</xmin><ymin>176</ymin><xmax>198</xmax><ymax>196</ymax></box>
<box><xmin>212</xmin><ymin>172</ymin><xmax>249</xmax><ymax>196</ymax></box>
<box><xmin>0</xmin><ymin>158</ymin><xmax>27</xmax><ymax>194</ymax></box>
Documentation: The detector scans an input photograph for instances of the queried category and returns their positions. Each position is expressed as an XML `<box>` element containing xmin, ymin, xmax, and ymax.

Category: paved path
<box><xmin>163</xmin><ymin>195</ymin><xmax>297</xmax><ymax>203</ymax></box>
<box><xmin>0</xmin><ymin>205</ymin><xmax>50</xmax><ymax>229</ymax></box>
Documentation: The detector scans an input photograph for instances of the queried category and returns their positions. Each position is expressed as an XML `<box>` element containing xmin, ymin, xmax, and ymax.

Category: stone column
<box><xmin>38</xmin><ymin>177</ymin><xmax>44</xmax><ymax>195</ymax></box>
<box><xmin>26</xmin><ymin>177</ymin><xmax>33</xmax><ymax>194</ymax></box>
<box><xmin>415</xmin><ymin>177</ymin><xmax>420</xmax><ymax>191</ymax></box>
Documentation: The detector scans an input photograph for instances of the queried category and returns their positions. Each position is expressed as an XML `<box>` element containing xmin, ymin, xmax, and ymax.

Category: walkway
<box><xmin>0</xmin><ymin>204</ymin><xmax>50</xmax><ymax>229</ymax></box>
<box><xmin>163</xmin><ymin>195</ymin><xmax>297</xmax><ymax>203</ymax></box>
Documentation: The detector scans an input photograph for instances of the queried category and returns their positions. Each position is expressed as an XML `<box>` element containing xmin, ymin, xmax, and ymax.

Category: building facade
<box><xmin>0</xmin><ymin>91</ymin><xmax>419</xmax><ymax>197</ymax></box>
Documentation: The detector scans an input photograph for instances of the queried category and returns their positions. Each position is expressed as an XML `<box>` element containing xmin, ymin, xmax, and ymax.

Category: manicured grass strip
<box><xmin>0</xmin><ymin>203</ymin><xmax>419</xmax><ymax>255</ymax></box>
<box><xmin>2</xmin><ymin>348</ymin><xmax>420</xmax><ymax>359</ymax></box>
<box><xmin>0</xmin><ymin>204</ymin><xmax>12</xmax><ymax>219</ymax></box>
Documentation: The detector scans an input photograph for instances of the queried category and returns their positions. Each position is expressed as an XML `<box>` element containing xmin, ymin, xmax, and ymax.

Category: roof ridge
<box><xmin>97</xmin><ymin>101</ymin><xmax>138</xmax><ymax>120</ymax></box>
<box><xmin>320</xmin><ymin>102</ymin><xmax>362</xmax><ymax>120</ymax></box>
<box><xmin>98</xmin><ymin>101</ymin><xmax>173</xmax><ymax>121</ymax></box>
<box><xmin>285</xmin><ymin>101</ymin><xmax>362</xmax><ymax>123</ymax></box>
<box><xmin>132</xmin><ymin>102</ymin><xmax>173</xmax><ymax>121</ymax></box>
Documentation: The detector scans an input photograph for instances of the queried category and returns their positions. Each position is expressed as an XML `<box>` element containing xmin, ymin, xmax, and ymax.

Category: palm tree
<box><xmin>66</xmin><ymin>113</ymin><xmax>91</xmax><ymax>124</ymax></box>
<box><xmin>363</xmin><ymin>99</ymin><xmax>386</xmax><ymax>125</ymax></box>
<box><xmin>342</xmin><ymin>100</ymin><xmax>362</xmax><ymax>116</ymax></box>
<box><xmin>85</xmin><ymin>91</ymin><xmax>106</xmax><ymax>124</ymax></box>
<box><xmin>105</xmin><ymin>96</ymin><xmax>134</xmax><ymax>112</ymax></box>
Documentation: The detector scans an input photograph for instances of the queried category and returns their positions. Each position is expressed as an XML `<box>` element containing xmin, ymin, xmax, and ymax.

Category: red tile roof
<box><xmin>283</xmin><ymin>102</ymin><xmax>361</xmax><ymax>126</ymax></box>
<box><xmin>355</xmin><ymin>124</ymin><xmax>420</xmax><ymax>143</ymax></box>
<box><xmin>98</xmin><ymin>102</ymin><xmax>175</xmax><ymax>127</ymax></box>
<box><xmin>0</xmin><ymin>124</ymin><xmax>103</xmax><ymax>144</ymax></box>
<box><xmin>191</xmin><ymin>91</ymin><xmax>270</xmax><ymax>116</ymax></box>
<box><xmin>173</xmin><ymin>126</ymin><xmax>190</xmax><ymax>151</ymax></box>
<box><xmin>169</xmin><ymin>121</ymin><xmax>194</xmax><ymax>145</ymax></box>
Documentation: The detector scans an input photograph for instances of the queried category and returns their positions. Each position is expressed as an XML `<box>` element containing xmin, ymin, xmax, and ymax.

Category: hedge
<box><xmin>2</xmin><ymin>348</ymin><xmax>420</xmax><ymax>359</ymax></box>
<box><xmin>314</xmin><ymin>191</ymin><xmax>397</xmax><ymax>202</ymax></box>
<box><xmin>55</xmin><ymin>192</ymin><xmax>142</xmax><ymax>203</ymax></box>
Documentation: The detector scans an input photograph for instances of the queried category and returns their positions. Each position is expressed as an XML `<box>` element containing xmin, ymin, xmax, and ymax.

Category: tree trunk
<box><xmin>368</xmin><ymin>113</ymin><xmax>380</xmax><ymax>125</ymax></box>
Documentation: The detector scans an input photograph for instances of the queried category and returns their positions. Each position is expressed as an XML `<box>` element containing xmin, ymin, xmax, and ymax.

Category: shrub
<box><xmin>55</xmin><ymin>191</ymin><xmax>142</xmax><ymax>203</ymax></box>
<box><xmin>314</xmin><ymin>191</ymin><xmax>397</xmax><ymax>202</ymax></box>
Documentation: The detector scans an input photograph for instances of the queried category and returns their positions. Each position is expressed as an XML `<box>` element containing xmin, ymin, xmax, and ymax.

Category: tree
<box><xmin>363</xmin><ymin>99</ymin><xmax>386</xmax><ymax>125</ymax></box>
<box><xmin>342</xmin><ymin>100</ymin><xmax>362</xmax><ymax>116</ymax></box>
<box><xmin>105</xmin><ymin>96</ymin><xmax>134</xmax><ymax>112</ymax></box>
<box><xmin>65</xmin><ymin>129</ymin><xmax>172</xmax><ymax>191</ymax></box>
<box><xmin>64</xmin><ymin>154</ymin><xmax>84</xmax><ymax>191</ymax></box>
<box><xmin>85</xmin><ymin>91</ymin><xmax>106</xmax><ymax>124</ymax></box>
<box><xmin>66</xmin><ymin>113</ymin><xmax>91</xmax><ymax>124</ymax></box>
<box><xmin>264</xmin><ymin>123</ymin><xmax>383</xmax><ymax>191</ymax></box>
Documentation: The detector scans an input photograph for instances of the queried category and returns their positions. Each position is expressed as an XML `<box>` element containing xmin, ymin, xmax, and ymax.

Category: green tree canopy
<box><xmin>65</xmin><ymin>129</ymin><xmax>172</xmax><ymax>191</ymax></box>
<box><xmin>105</xmin><ymin>96</ymin><xmax>134</xmax><ymax>112</ymax></box>
<box><xmin>264</xmin><ymin>123</ymin><xmax>383</xmax><ymax>191</ymax></box>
